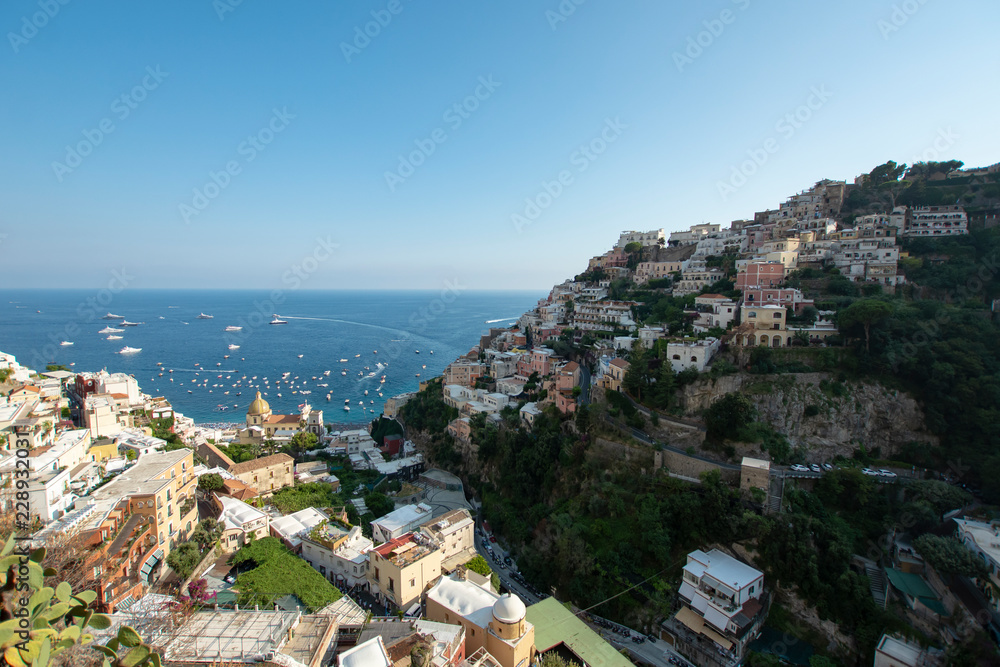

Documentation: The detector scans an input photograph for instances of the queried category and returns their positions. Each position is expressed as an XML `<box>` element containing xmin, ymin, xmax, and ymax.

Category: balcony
<box><xmin>180</xmin><ymin>498</ymin><xmax>196</xmax><ymax>517</ymax></box>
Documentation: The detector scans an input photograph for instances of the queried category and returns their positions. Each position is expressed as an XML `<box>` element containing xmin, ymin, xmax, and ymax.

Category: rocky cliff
<box><xmin>680</xmin><ymin>372</ymin><xmax>937</xmax><ymax>461</ymax></box>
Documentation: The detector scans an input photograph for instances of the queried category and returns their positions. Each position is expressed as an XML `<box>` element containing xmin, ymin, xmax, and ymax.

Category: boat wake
<box><xmin>279</xmin><ymin>315</ymin><xmax>412</xmax><ymax>337</ymax></box>
<box><xmin>485</xmin><ymin>317</ymin><xmax>518</xmax><ymax>324</ymax></box>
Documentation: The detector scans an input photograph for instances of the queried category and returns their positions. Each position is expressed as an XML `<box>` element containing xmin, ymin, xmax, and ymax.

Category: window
<box><xmin>171</xmin><ymin>470</ymin><xmax>175</xmax><ymax>478</ymax></box>
<box><xmin>388</xmin><ymin>578</ymin><xmax>395</xmax><ymax>592</ymax></box>
<box><xmin>94</xmin><ymin>565</ymin><xmax>102</xmax><ymax>577</ymax></box>
<box><xmin>748</xmin><ymin>312</ymin><xmax>756</xmax><ymax>318</ymax></box>
<box><xmin>159</xmin><ymin>532</ymin><xmax>164</xmax><ymax>545</ymax></box>
<box><xmin>409</xmin><ymin>578</ymin><xmax>415</xmax><ymax>587</ymax></box>
<box><xmin>374</xmin><ymin>567</ymin><xmax>380</xmax><ymax>580</ymax></box>
<box><xmin>773</xmin><ymin>313</ymin><xmax>782</xmax><ymax>319</ymax></box>
<box><xmin>253</xmin><ymin>476</ymin><xmax>258</xmax><ymax>482</ymax></box>
<box><xmin>269</xmin><ymin>471</ymin><xmax>273</xmax><ymax>478</ymax></box>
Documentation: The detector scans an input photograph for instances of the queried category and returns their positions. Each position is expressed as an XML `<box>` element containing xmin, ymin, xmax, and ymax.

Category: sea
<box><xmin>0</xmin><ymin>289</ymin><xmax>545</xmax><ymax>425</ymax></box>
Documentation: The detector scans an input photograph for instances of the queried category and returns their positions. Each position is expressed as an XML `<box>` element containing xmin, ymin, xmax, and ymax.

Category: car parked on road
<box><xmin>790</xmin><ymin>464</ymin><xmax>810</xmax><ymax>472</ymax></box>
<box><xmin>822</xmin><ymin>463</ymin><xmax>833</xmax><ymax>470</ymax></box>
<box><xmin>810</xmin><ymin>464</ymin><xmax>822</xmax><ymax>473</ymax></box>
<box><xmin>862</xmin><ymin>468</ymin><xmax>879</xmax><ymax>476</ymax></box>
<box><xmin>879</xmin><ymin>469</ymin><xmax>897</xmax><ymax>478</ymax></box>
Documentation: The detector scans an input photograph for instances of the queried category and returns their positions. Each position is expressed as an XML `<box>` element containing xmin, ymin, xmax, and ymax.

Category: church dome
<box><xmin>247</xmin><ymin>391</ymin><xmax>270</xmax><ymax>415</ymax></box>
<box><xmin>492</xmin><ymin>594</ymin><xmax>526</xmax><ymax>624</ymax></box>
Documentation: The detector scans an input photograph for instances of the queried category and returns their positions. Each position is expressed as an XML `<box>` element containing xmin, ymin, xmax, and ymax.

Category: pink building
<box><xmin>743</xmin><ymin>288</ymin><xmax>814</xmax><ymax>314</ymax></box>
<box><xmin>555</xmin><ymin>361</ymin><xmax>581</xmax><ymax>392</ymax></box>
<box><xmin>736</xmin><ymin>262</ymin><xmax>785</xmax><ymax>291</ymax></box>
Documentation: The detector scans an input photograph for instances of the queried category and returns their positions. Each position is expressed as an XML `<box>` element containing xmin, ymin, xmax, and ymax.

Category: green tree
<box><xmin>913</xmin><ymin>534</ymin><xmax>988</xmax><ymax>577</ymax></box>
<box><xmin>364</xmin><ymin>492</ymin><xmax>395</xmax><ymax>518</ymax></box>
<box><xmin>705</xmin><ymin>393</ymin><xmax>757</xmax><ymax>441</ymax></box>
<box><xmin>465</xmin><ymin>555</ymin><xmax>493</xmax><ymax>578</ymax></box>
<box><xmin>198</xmin><ymin>473</ymin><xmax>224</xmax><ymax>492</ymax></box>
<box><xmin>166</xmin><ymin>542</ymin><xmax>201</xmax><ymax>579</ymax></box>
<box><xmin>288</xmin><ymin>431</ymin><xmax>318</xmax><ymax>457</ymax></box>
<box><xmin>539</xmin><ymin>655</ymin><xmax>582</xmax><ymax>667</ymax></box>
<box><xmin>838</xmin><ymin>299</ymin><xmax>893</xmax><ymax>352</ymax></box>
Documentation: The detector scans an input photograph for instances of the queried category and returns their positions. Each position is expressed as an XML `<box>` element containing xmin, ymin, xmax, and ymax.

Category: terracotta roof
<box><xmin>373</xmin><ymin>533</ymin><xmax>416</xmax><ymax>558</ymax></box>
<box><xmin>697</xmin><ymin>293</ymin><xmax>727</xmax><ymax>299</ymax></box>
<box><xmin>609</xmin><ymin>359</ymin><xmax>630</xmax><ymax>369</ymax></box>
<box><xmin>28</xmin><ymin>445</ymin><xmax>53</xmax><ymax>457</ymax></box>
<box><xmin>229</xmin><ymin>452</ymin><xmax>294</xmax><ymax>475</ymax></box>
<box><xmin>223</xmin><ymin>478</ymin><xmax>257</xmax><ymax>501</ymax></box>
<box><xmin>11</xmin><ymin>385</ymin><xmax>40</xmax><ymax>394</ymax></box>
<box><xmin>561</xmin><ymin>361</ymin><xmax>580</xmax><ymax>372</ymax></box>
<box><xmin>264</xmin><ymin>414</ymin><xmax>300</xmax><ymax>425</ymax></box>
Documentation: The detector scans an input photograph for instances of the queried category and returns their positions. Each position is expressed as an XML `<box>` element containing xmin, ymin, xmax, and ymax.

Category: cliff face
<box><xmin>680</xmin><ymin>372</ymin><xmax>938</xmax><ymax>460</ymax></box>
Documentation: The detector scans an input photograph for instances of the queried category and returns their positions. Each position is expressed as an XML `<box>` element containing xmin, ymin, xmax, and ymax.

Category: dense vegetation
<box><xmin>230</xmin><ymin>537</ymin><xmax>342</xmax><ymax>611</ymax></box>
<box><xmin>166</xmin><ymin>519</ymin><xmax>223</xmax><ymax>578</ymax></box>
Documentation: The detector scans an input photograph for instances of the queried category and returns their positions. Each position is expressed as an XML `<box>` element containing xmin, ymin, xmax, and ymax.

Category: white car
<box><xmin>790</xmin><ymin>464</ymin><xmax>810</xmax><ymax>472</ymax></box>
<box><xmin>810</xmin><ymin>464</ymin><xmax>822</xmax><ymax>473</ymax></box>
<box><xmin>822</xmin><ymin>463</ymin><xmax>834</xmax><ymax>471</ymax></box>
<box><xmin>879</xmin><ymin>469</ymin><xmax>897</xmax><ymax>478</ymax></box>
<box><xmin>862</xmin><ymin>468</ymin><xmax>879</xmax><ymax>476</ymax></box>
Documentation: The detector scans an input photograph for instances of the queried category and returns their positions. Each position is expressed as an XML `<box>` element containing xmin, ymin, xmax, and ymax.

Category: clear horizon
<box><xmin>2</xmin><ymin>1</ymin><xmax>997</xmax><ymax>290</ymax></box>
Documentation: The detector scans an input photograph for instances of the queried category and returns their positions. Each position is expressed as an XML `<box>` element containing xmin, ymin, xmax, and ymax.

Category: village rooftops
<box><xmin>228</xmin><ymin>452</ymin><xmax>293</xmax><ymax>475</ymax></box>
<box><xmin>373</xmin><ymin>533</ymin><xmax>437</xmax><ymax>567</ymax></box>
<box><xmin>684</xmin><ymin>549</ymin><xmax>762</xmax><ymax>591</ymax></box>
<box><xmin>216</xmin><ymin>495</ymin><xmax>267</xmax><ymax>531</ymax></box>
<box><xmin>90</xmin><ymin>449</ymin><xmax>191</xmax><ymax>500</ymax></box>
<box><xmin>372</xmin><ymin>503</ymin><xmax>434</xmax><ymax>536</ymax></box>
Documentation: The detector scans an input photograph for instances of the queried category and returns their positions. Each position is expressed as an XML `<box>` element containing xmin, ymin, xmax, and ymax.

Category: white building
<box><xmin>668</xmin><ymin>549</ymin><xmax>767</xmax><ymax>666</ymax></box>
<box><xmin>874</xmin><ymin>634</ymin><xmax>943</xmax><ymax>667</ymax></box>
<box><xmin>665</xmin><ymin>338</ymin><xmax>721</xmax><ymax>373</ymax></box>
<box><xmin>27</xmin><ymin>467</ymin><xmax>74</xmax><ymax>522</ymax></box>
<box><xmin>83</xmin><ymin>395</ymin><xmax>124</xmax><ymax>439</ymax></box>
<box><xmin>669</xmin><ymin>224</ymin><xmax>721</xmax><ymax>246</ymax></box>
<box><xmin>617</xmin><ymin>229</ymin><xmax>665</xmax><ymax>248</ymax></box>
<box><xmin>302</xmin><ymin>524</ymin><xmax>374</xmax><ymax>588</ymax></box>
<box><xmin>215</xmin><ymin>494</ymin><xmax>269</xmax><ymax>552</ymax></box>
<box><xmin>269</xmin><ymin>507</ymin><xmax>329</xmax><ymax>551</ymax></box>
<box><xmin>114</xmin><ymin>429</ymin><xmax>168</xmax><ymax>459</ymax></box>
<box><xmin>903</xmin><ymin>205</ymin><xmax>968</xmax><ymax>237</ymax></box>
<box><xmin>28</xmin><ymin>428</ymin><xmax>92</xmax><ymax>472</ymax></box>
<box><xmin>954</xmin><ymin>517</ymin><xmax>1000</xmax><ymax>613</ymax></box>
<box><xmin>371</xmin><ymin>503</ymin><xmax>435</xmax><ymax>544</ymax></box>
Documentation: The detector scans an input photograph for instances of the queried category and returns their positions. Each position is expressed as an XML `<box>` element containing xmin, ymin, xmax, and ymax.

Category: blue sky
<box><xmin>1</xmin><ymin>0</ymin><xmax>997</xmax><ymax>290</ymax></box>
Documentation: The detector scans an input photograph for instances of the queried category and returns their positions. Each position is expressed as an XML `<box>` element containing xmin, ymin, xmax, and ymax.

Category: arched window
<box><xmin>773</xmin><ymin>335</ymin><xmax>782</xmax><ymax>347</ymax></box>
<box><xmin>691</xmin><ymin>357</ymin><xmax>697</xmax><ymax>362</ymax></box>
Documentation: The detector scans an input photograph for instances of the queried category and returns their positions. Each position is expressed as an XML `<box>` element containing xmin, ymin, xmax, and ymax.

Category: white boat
<box><xmin>364</xmin><ymin>390</ymin><xmax>369</xmax><ymax>396</ymax></box>
<box><xmin>120</xmin><ymin>320</ymin><xmax>140</xmax><ymax>327</ymax></box>
<box><xmin>98</xmin><ymin>326</ymin><xmax>123</xmax><ymax>334</ymax></box>
<box><xmin>342</xmin><ymin>371</ymin><xmax>347</xmax><ymax>376</ymax></box>
<box><xmin>225</xmin><ymin>325</ymin><xmax>242</xmax><ymax>331</ymax></box>
<box><xmin>339</xmin><ymin>358</ymin><xmax>348</xmax><ymax>363</ymax></box>
<box><xmin>270</xmin><ymin>314</ymin><xmax>288</xmax><ymax>325</ymax></box>
<box><xmin>229</xmin><ymin>344</ymin><xmax>240</xmax><ymax>350</ymax></box>
<box><xmin>197</xmin><ymin>313</ymin><xmax>214</xmax><ymax>319</ymax></box>
<box><xmin>345</xmin><ymin>398</ymin><xmax>350</xmax><ymax>403</ymax></box>
<box><xmin>60</xmin><ymin>341</ymin><xmax>73</xmax><ymax>346</ymax></box>
<box><xmin>297</xmin><ymin>354</ymin><xmax>304</xmax><ymax>358</ymax></box>
<box><xmin>415</xmin><ymin>350</ymin><xmax>420</xmax><ymax>354</ymax></box>
<box><xmin>107</xmin><ymin>335</ymin><xmax>123</xmax><ymax>340</ymax></box>
<box><xmin>343</xmin><ymin>406</ymin><xmax>350</xmax><ymax>411</ymax></box>
<box><xmin>118</xmin><ymin>346</ymin><xmax>141</xmax><ymax>355</ymax></box>
<box><xmin>102</xmin><ymin>312</ymin><xmax>124</xmax><ymax>319</ymax></box>
<box><xmin>300</xmin><ymin>390</ymin><xmax>311</xmax><ymax>395</ymax></box>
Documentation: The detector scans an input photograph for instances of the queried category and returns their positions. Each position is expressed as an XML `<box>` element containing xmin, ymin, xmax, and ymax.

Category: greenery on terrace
<box><xmin>230</xmin><ymin>537</ymin><xmax>341</xmax><ymax>611</ymax></box>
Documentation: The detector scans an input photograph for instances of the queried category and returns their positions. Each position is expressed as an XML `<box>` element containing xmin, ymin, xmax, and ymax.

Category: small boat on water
<box><xmin>229</xmin><ymin>344</ymin><xmax>240</xmax><ymax>350</ymax></box>
<box><xmin>342</xmin><ymin>371</ymin><xmax>347</xmax><ymax>376</ymax></box>
<box><xmin>197</xmin><ymin>313</ymin><xmax>214</xmax><ymax>319</ymax></box>
<box><xmin>343</xmin><ymin>406</ymin><xmax>350</xmax><ymax>411</ymax></box>
<box><xmin>339</xmin><ymin>358</ymin><xmax>348</xmax><ymax>363</ymax></box>
<box><xmin>60</xmin><ymin>341</ymin><xmax>73</xmax><ymax>346</ymax></box>
<box><xmin>120</xmin><ymin>320</ymin><xmax>140</xmax><ymax>327</ymax></box>
<box><xmin>98</xmin><ymin>326</ymin><xmax>123</xmax><ymax>334</ymax></box>
<box><xmin>270</xmin><ymin>314</ymin><xmax>287</xmax><ymax>325</ymax></box>
<box><xmin>118</xmin><ymin>346</ymin><xmax>141</xmax><ymax>355</ymax></box>
<box><xmin>102</xmin><ymin>312</ymin><xmax>124</xmax><ymax>319</ymax></box>
<box><xmin>297</xmin><ymin>354</ymin><xmax>304</xmax><ymax>358</ymax></box>
<box><xmin>355</xmin><ymin>354</ymin><xmax>361</xmax><ymax>358</ymax></box>
<box><xmin>225</xmin><ymin>325</ymin><xmax>242</xmax><ymax>331</ymax></box>
<box><xmin>107</xmin><ymin>335</ymin><xmax>123</xmax><ymax>340</ymax></box>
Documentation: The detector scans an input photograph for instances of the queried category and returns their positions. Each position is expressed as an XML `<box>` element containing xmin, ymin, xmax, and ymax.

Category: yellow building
<box><xmin>367</xmin><ymin>532</ymin><xmax>442</xmax><ymax>613</ymax></box>
<box><xmin>244</xmin><ymin>391</ymin><xmax>323</xmax><ymax>441</ymax></box>
<box><xmin>426</xmin><ymin>573</ymin><xmax>535</xmax><ymax>667</ymax></box>
<box><xmin>229</xmin><ymin>452</ymin><xmax>295</xmax><ymax>497</ymax></box>
<box><xmin>89</xmin><ymin>449</ymin><xmax>199</xmax><ymax>558</ymax></box>
<box><xmin>88</xmin><ymin>438</ymin><xmax>119</xmax><ymax>464</ymax></box>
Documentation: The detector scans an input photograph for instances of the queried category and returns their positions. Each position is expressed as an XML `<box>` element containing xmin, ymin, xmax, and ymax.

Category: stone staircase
<box><xmin>866</xmin><ymin>564</ymin><xmax>887</xmax><ymax>608</ymax></box>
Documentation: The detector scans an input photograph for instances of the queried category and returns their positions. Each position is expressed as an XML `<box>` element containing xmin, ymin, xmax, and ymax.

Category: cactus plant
<box><xmin>91</xmin><ymin>626</ymin><xmax>160</xmax><ymax>667</ymax></box>
<box><xmin>0</xmin><ymin>534</ymin><xmax>111</xmax><ymax>667</ymax></box>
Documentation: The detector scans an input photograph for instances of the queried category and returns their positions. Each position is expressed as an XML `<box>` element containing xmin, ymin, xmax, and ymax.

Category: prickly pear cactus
<box><xmin>92</xmin><ymin>626</ymin><xmax>161</xmax><ymax>667</ymax></box>
<box><xmin>0</xmin><ymin>534</ymin><xmax>113</xmax><ymax>667</ymax></box>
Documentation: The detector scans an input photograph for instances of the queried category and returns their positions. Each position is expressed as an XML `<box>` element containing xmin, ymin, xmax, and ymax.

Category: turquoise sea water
<box><xmin>0</xmin><ymin>289</ymin><xmax>544</xmax><ymax>424</ymax></box>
